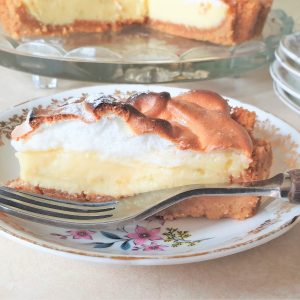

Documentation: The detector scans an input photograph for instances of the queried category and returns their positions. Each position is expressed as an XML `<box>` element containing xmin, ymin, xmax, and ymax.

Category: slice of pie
<box><xmin>0</xmin><ymin>0</ymin><xmax>273</xmax><ymax>45</ymax></box>
<box><xmin>9</xmin><ymin>90</ymin><xmax>272</xmax><ymax>220</ymax></box>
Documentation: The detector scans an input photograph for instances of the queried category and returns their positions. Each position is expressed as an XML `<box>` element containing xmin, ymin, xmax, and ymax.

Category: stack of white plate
<box><xmin>270</xmin><ymin>32</ymin><xmax>300</xmax><ymax>115</ymax></box>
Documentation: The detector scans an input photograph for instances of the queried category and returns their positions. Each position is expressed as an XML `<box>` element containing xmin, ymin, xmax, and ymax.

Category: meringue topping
<box><xmin>12</xmin><ymin>90</ymin><xmax>253</xmax><ymax>156</ymax></box>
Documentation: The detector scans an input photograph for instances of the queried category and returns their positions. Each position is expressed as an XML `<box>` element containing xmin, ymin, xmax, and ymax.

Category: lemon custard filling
<box><xmin>22</xmin><ymin>0</ymin><xmax>147</xmax><ymax>25</ymax></box>
<box><xmin>148</xmin><ymin>0</ymin><xmax>229</xmax><ymax>29</ymax></box>
<box><xmin>16</xmin><ymin>149</ymin><xmax>250</xmax><ymax>197</ymax></box>
<box><xmin>22</xmin><ymin>0</ymin><xmax>227</xmax><ymax>29</ymax></box>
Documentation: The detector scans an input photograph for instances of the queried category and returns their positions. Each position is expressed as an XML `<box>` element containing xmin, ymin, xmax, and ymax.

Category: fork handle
<box><xmin>173</xmin><ymin>170</ymin><xmax>300</xmax><ymax>203</ymax></box>
<box><xmin>130</xmin><ymin>170</ymin><xmax>300</xmax><ymax>224</ymax></box>
<box><xmin>287</xmin><ymin>169</ymin><xmax>300</xmax><ymax>203</ymax></box>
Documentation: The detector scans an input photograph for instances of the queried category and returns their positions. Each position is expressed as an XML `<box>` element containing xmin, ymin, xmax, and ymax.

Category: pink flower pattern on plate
<box><xmin>67</xmin><ymin>230</ymin><xmax>96</xmax><ymax>240</ymax></box>
<box><xmin>126</xmin><ymin>225</ymin><xmax>162</xmax><ymax>245</ymax></box>
<box><xmin>50</xmin><ymin>223</ymin><xmax>208</xmax><ymax>252</ymax></box>
<box><xmin>142</xmin><ymin>242</ymin><xmax>168</xmax><ymax>251</ymax></box>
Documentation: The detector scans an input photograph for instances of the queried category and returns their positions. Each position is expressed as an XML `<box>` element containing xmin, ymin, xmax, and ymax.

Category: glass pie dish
<box><xmin>0</xmin><ymin>9</ymin><xmax>294</xmax><ymax>84</ymax></box>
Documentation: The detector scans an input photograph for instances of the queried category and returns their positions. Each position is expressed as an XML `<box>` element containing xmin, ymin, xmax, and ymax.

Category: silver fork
<box><xmin>0</xmin><ymin>169</ymin><xmax>299</xmax><ymax>228</ymax></box>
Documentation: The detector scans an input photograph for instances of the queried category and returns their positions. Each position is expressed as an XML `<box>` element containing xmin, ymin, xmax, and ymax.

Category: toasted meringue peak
<box><xmin>174</xmin><ymin>90</ymin><xmax>230</xmax><ymax>113</ymax></box>
<box><xmin>11</xmin><ymin>90</ymin><xmax>253</xmax><ymax>156</ymax></box>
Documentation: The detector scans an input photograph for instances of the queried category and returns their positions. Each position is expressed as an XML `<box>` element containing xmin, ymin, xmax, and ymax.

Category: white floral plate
<box><xmin>0</xmin><ymin>85</ymin><xmax>300</xmax><ymax>265</ymax></box>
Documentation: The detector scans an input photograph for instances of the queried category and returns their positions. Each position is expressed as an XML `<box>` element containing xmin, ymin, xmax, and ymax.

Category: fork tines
<box><xmin>0</xmin><ymin>187</ymin><xmax>117</xmax><ymax>224</ymax></box>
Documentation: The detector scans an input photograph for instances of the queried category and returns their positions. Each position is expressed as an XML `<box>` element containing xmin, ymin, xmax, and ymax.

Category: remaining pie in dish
<box><xmin>0</xmin><ymin>0</ymin><xmax>273</xmax><ymax>45</ymax></box>
<box><xmin>9</xmin><ymin>90</ymin><xmax>272</xmax><ymax>220</ymax></box>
